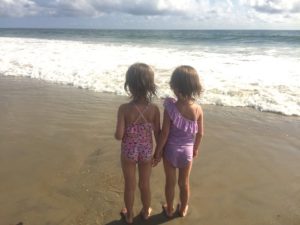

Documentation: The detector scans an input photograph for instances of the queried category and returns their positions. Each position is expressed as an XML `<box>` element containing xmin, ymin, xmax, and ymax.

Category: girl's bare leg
<box><xmin>138</xmin><ymin>160</ymin><xmax>152</xmax><ymax>219</ymax></box>
<box><xmin>121</xmin><ymin>155</ymin><xmax>136</xmax><ymax>223</ymax></box>
<box><xmin>163</xmin><ymin>157</ymin><xmax>176</xmax><ymax>216</ymax></box>
<box><xmin>178</xmin><ymin>161</ymin><xmax>192</xmax><ymax>216</ymax></box>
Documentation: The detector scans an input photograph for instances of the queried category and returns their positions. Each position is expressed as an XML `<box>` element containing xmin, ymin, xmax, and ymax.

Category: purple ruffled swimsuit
<box><xmin>164</xmin><ymin>98</ymin><xmax>198</xmax><ymax>168</ymax></box>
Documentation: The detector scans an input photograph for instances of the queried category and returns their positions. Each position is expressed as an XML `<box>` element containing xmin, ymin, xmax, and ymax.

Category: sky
<box><xmin>0</xmin><ymin>0</ymin><xmax>300</xmax><ymax>29</ymax></box>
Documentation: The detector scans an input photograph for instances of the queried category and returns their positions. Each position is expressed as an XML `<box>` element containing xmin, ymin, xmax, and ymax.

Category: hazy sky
<box><xmin>0</xmin><ymin>0</ymin><xmax>300</xmax><ymax>29</ymax></box>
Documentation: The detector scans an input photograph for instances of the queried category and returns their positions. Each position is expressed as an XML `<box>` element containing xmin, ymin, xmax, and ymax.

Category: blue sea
<box><xmin>0</xmin><ymin>29</ymin><xmax>299</xmax><ymax>116</ymax></box>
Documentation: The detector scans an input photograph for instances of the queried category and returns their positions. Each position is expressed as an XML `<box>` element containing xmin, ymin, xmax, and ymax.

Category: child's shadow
<box><xmin>105</xmin><ymin>211</ymin><xmax>178</xmax><ymax>225</ymax></box>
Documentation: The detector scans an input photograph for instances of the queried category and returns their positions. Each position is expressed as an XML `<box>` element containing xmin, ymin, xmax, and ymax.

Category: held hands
<box><xmin>152</xmin><ymin>151</ymin><xmax>162</xmax><ymax>167</ymax></box>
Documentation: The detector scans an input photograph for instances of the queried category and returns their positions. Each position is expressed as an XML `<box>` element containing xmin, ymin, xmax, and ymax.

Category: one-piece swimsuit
<box><xmin>163</xmin><ymin>98</ymin><xmax>198</xmax><ymax>168</ymax></box>
<box><xmin>121</xmin><ymin>104</ymin><xmax>153</xmax><ymax>162</ymax></box>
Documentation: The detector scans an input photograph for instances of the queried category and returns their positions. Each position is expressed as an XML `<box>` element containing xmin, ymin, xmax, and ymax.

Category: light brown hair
<box><xmin>124</xmin><ymin>63</ymin><xmax>156</xmax><ymax>101</ymax></box>
<box><xmin>170</xmin><ymin>65</ymin><xmax>203</xmax><ymax>99</ymax></box>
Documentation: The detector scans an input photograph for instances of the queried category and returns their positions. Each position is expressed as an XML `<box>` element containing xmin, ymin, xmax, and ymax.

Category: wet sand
<box><xmin>0</xmin><ymin>76</ymin><xmax>300</xmax><ymax>225</ymax></box>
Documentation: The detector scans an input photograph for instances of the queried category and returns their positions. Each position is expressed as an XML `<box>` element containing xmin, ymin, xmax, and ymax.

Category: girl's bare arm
<box><xmin>114</xmin><ymin>105</ymin><xmax>125</xmax><ymax>140</ymax></box>
<box><xmin>193</xmin><ymin>106</ymin><xmax>204</xmax><ymax>157</ymax></box>
<box><xmin>153</xmin><ymin>104</ymin><xmax>161</xmax><ymax>144</ymax></box>
<box><xmin>153</xmin><ymin>109</ymin><xmax>170</xmax><ymax>165</ymax></box>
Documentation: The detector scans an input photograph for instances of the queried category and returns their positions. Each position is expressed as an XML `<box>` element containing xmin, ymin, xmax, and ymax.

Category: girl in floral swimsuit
<box><xmin>153</xmin><ymin>65</ymin><xmax>204</xmax><ymax>218</ymax></box>
<box><xmin>115</xmin><ymin>63</ymin><xmax>160</xmax><ymax>224</ymax></box>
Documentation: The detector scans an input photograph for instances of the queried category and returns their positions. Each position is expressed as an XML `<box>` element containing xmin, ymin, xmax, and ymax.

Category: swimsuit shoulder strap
<box><xmin>134</xmin><ymin>103</ymin><xmax>149</xmax><ymax>124</ymax></box>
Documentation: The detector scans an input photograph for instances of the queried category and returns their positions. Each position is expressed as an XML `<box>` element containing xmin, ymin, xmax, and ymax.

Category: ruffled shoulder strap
<box><xmin>163</xmin><ymin>97</ymin><xmax>198</xmax><ymax>134</ymax></box>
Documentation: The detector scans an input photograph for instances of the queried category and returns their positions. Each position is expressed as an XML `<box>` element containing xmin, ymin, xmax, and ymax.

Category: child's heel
<box><xmin>120</xmin><ymin>208</ymin><xmax>133</xmax><ymax>224</ymax></box>
<box><xmin>140</xmin><ymin>207</ymin><xmax>152</xmax><ymax>220</ymax></box>
<box><xmin>177</xmin><ymin>204</ymin><xmax>189</xmax><ymax>217</ymax></box>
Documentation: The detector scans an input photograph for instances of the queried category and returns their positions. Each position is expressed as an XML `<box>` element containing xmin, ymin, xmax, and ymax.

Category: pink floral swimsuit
<box><xmin>121</xmin><ymin>104</ymin><xmax>153</xmax><ymax>162</ymax></box>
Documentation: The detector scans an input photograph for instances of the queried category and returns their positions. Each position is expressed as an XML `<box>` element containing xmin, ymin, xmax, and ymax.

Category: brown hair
<box><xmin>170</xmin><ymin>65</ymin><xmax>203</xmax><ymax>99</ymax></box>
<box><xmin>124</xmin><ymin>63</ymin><xmax>156</xmax><ymax>101</ymax></box>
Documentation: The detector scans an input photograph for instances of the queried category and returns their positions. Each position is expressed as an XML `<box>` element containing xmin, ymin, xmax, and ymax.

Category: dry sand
<box><xmin>0</xmin><ymin>76</ymin><xmax>300</xmax><ymax>225</ymax></box>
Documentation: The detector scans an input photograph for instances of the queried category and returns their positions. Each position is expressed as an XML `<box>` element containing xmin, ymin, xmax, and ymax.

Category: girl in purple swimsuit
<box><xmin>153</xmin><ymin>65</ymin><xmax>204</xmax><ymax>218</ymax></box>
<box><xmin>115</xmin><ymin>63</ymin><xmax>160</xmax><ymax>224</ymax></box>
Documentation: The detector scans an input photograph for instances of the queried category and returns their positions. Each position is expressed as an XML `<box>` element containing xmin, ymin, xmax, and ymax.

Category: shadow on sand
<box><xmin>105</xmin><ymin>211</ymin><xmax>179</xmax><ymax>225</ymax></box>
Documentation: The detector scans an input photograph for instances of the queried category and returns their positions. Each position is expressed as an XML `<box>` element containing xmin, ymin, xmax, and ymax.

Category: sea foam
<box><xmin>0</xmin><ymin>37</ymin><xmax>299</xmax><ymax>116</ymax></box>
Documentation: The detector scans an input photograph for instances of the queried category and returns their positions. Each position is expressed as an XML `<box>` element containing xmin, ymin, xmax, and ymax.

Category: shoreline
<box><xmin>1</xmin><ymin>74</ymin><xmax>299</xmax><ymax>118</ymax></box>
<box><xmin>0</xmin><ymin>75</ymin><xmax>299</xmax><ymax>225</ymax></box>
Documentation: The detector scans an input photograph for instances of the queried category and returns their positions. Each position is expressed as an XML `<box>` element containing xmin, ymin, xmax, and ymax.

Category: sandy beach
<box><xmin>0</xmin><ymin>75</ymin><xmax>300</xmax><ymax>225</ymax></box>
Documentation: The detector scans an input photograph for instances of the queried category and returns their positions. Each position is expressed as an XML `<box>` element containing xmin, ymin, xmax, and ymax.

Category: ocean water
<box><xmin>0</xmin><ymin>29</ymin><xmax>299</xmax><ymax>116</ymax></box>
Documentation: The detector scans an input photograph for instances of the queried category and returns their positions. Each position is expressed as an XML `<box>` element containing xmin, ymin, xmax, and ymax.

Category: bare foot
<box><xmin>120</xmin><ymin>208</ymin><xmax>133</xmax><ymax>224</ymax></box>
<box><xmin>177</xmin><ymin>204</ymin><xmax>189</xmax><ymax>217</ymax></box>
<box><xmin>140</xmin><ymin>207</ymin><xmax>152</xmax><ymax>220</ymax></box>
<box><xmin>162</xmin><ymin>204</ymin><xmax>174</xmax><ymax>218</ymax></box>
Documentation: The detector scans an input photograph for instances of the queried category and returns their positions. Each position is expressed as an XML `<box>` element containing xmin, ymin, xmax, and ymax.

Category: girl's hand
<box><xmin>152</xmin><ymin>157</ymin><xmax>159</xmax><ymax>167</ymax></box>
<box><xmin>193</xmin><ymin>149</ymin><xmax>199</xmax><ymax>158</ymax></box>
<box><xmin>152</xmin><ymin>152</ymin><xmax>162</xmax><ymax>167</ymax></box>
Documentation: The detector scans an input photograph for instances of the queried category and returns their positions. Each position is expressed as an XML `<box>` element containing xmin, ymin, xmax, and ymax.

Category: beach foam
<box><xmin>0</xmin><ymin>36</ymin><xmax>299</xmax><ymax>116</ymax></box>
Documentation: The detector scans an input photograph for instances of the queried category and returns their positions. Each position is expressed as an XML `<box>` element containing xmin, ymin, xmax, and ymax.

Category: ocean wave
<box><xmin>0</xmin><ymin>36</ymin><xmax>299</xmax><ymax>116</ymax></box>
